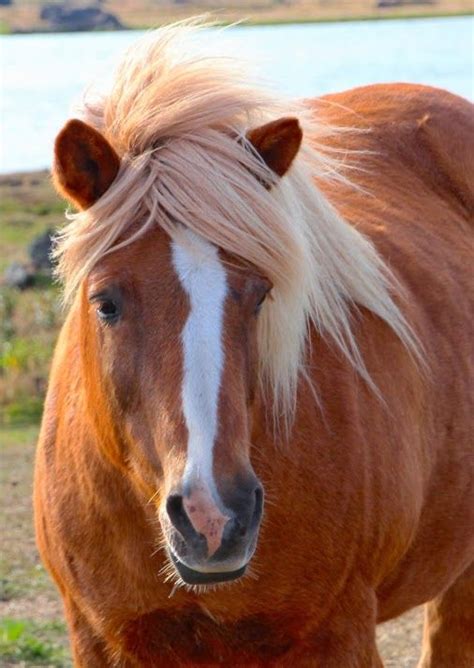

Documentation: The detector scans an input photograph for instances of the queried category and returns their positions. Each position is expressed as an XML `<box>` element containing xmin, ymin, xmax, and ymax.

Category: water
<box><xmin>0</xmin><ymin>16</ymin><xmax>472</xmax><ymax>174</ymax></box>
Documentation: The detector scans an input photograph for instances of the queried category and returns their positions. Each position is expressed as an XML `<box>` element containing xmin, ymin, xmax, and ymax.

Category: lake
<box><xmin>0</xmin><ymin>16</ymin><xmax>472</xmax><ymax>174</ymax></box>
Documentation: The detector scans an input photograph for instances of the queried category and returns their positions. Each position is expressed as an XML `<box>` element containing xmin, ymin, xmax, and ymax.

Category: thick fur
<box><xmin>36</xmin><ymin>28</ymin><xmax>473</xmax><ymax>668</ymax></box>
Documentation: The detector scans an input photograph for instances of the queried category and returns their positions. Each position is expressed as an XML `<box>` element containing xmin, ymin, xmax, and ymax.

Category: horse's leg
<box><xmin>418</xmin><ymin>562</ymin><xmax>474</xmax><ymax>668</ymax></box>
<box><xmin>64</xmin><ymin>598</ymin><xmax>117</xmax><ymax>667</ymax></box>
<box><xmin>288</xmin><ymin>581</ymin><xmax>383</xmax><ymax>667</ymax></box>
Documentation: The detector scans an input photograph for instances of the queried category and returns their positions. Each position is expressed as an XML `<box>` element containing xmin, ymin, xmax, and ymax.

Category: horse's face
<box><xmin>54</xmin><ymin>116</ymin><xmax>301</xmax><ymax>585</ymax></box>
<box><xmin>84</xmin><ymin>226</ymin><xmax>269</xmax><ymax>584</ymax></box>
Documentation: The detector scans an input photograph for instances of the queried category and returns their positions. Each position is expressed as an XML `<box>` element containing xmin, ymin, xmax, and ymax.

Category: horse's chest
<box><xmin>119</xmin><ymin>608</ymin><xmax>297</xmax><ymax>665</ymax></box>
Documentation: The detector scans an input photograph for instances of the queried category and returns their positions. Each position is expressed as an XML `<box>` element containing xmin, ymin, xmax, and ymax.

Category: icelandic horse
<box><xmin>34</xmin><ymin>24</ymin><xmax>474</xmax><ymax>667</ymax></box>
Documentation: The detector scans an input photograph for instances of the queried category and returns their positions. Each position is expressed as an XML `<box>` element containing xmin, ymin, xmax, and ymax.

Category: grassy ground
<box><xmin>0</xmin><ymin>172</ymin><xmax>63</xmax><ymax>429</ymax></box>
<box><xmin>0</xmin><ymin>427</ymin><xmax>71</xmax><ymax>666</ymax></box>
<box><xmin>0</xmin><ymin>0</ymin><xmax>472</xmax><ymax>33</ymax></box>
<box><xmin>0</xmin><ymin>171</ymin><xmax>425</xmax><ymax>664</ymax></box>
<box><xmin>0</xmin><ymin>172</ymin><xmax>70</xmax><ymax>665</ymax></box>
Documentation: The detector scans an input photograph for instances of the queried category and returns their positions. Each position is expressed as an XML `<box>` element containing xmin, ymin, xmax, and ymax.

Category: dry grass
<box><xmin>0</xmin><ymin>427</ymin><xmax>71</xmax><ymax>666</ymax></box>
<box><xmin>0</xmin><ymin>0</ymin><xmax>472</xmax><ymax>33</ymax></box>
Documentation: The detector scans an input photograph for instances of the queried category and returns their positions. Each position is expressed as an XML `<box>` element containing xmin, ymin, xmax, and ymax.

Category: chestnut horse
<box><xmin>34</xmin><ymin>25</ymin><xmax>473</xmax><ymax>667</ymax></box>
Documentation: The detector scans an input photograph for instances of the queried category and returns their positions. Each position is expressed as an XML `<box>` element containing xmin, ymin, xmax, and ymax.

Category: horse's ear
<box><xmin>247</xmin><ymin>117</ymin><xmax>302</xmax><ymax>178</ymax></box>
<box><xmin>53</xmin><ymin>119</ymin><xmax>120</xmax><ymax>210</ymax></box>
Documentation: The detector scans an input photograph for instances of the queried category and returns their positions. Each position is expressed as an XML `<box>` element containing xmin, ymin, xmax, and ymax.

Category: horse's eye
<box><xmin>254</xmin><ymin>289</ymin><xmax>270</xmax><ymax>315</ymax></box>
<box><xmin>97</xmin><ymin>299</ymin><xmax>120</xmax><ymax>323</ymax></box>
<box><xmin>89</xmin><ymin>286</ymin><xmax>123</xmax><ymax>324</ymax></box>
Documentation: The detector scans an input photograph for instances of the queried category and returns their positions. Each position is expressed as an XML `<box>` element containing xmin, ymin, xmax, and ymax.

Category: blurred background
<box><xmin>0</xmin><ymin>1</ymin><xmax>472</xmax><ymax>665</ymax></box>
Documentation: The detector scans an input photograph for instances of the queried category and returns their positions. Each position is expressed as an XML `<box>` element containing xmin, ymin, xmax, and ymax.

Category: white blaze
<box><xmin>171</xmin><ymin>229</ymin><xmax>227</xmax><ymax>492</ymax></box>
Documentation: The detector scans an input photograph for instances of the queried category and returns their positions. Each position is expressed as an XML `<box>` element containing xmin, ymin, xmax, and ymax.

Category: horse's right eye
<box><xmin>89</xmin><ymin>286</ymin><xmax>123</xmax><ymax>324</ymax></box>
<box><xmin>96</xmin><ymin>299</ymin><xmax>120</xmax><ymax>323</ymax></box>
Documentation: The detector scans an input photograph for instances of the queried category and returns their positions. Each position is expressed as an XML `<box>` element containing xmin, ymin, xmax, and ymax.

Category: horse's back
<box><xmin>317</xmin><ymin>83</ymin><xmax>473</xmax><ymax>216</ymax></box>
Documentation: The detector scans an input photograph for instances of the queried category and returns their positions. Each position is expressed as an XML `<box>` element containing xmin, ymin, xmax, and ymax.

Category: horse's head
<box><xmin>53</xmin><ymin>117</ymin><xmax>302</xmax><ymax>585</ymax></box>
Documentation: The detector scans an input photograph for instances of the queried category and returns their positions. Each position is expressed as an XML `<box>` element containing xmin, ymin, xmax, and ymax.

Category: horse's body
<box><xmin>35</xmin><ymin>27</ymin><xmax>473</xmax><ymax>667</ymax></box>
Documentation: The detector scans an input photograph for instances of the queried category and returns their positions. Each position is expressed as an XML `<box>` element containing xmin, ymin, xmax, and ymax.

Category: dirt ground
<box><xmin>0</xmin><ymin>427</ymin><xmax>425</xmax><ymax>666</ymax></box>
<box><xmin>378</xmin><ymin>609</ymin><xmax>424</xmax><ymax>667</ymax></box>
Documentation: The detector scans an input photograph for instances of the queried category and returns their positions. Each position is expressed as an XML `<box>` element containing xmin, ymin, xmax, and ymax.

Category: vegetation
<box><xmin>0</xmin><ymin>618</ymin><xmax>70</xmax><ymax>666</ymax></box>
<box><xmin>0</xmin><ymin>425</ymin><xmax>71</xmax><ymax>666</ymax></box>
<box><xmin>0</xmin><ymin>172</ymin><xmax>63</xmax><ymax>428</ymax></box>
<box><xmin>0</xmin><ymin>0</ymin><xmax>472</xmax><ymax>34</ymax></box>
<box><xmin>0</xmin><ymin>174</ymin><xmax>69</xmax><ymax>663</ymax></box>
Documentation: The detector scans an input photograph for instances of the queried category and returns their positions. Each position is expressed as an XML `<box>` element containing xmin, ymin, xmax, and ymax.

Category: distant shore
<box><xmin>1</xmin><ymin>4</ymin><xmax>471</xmax><ymax>36</ymax></box>
<box><xmin>135</xmin><ymin>10</ymin><xmax>473</xmax><ymax>30</ymax></box>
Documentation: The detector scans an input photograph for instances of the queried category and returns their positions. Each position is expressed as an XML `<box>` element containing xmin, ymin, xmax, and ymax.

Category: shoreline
<box><xmin>1</xmin><ymin>9</ymin><xmax>472</xmax><ymax>36</ymax></box>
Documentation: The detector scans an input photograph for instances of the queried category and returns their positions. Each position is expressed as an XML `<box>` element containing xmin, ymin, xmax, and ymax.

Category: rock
<box><xmin>40</xmin><ymin>3</ymin><xmax>123</xmax><ymax>32</ymax></box>
<box><xmin>40</xmin><ymin>4</ymin><xmax>62</xmax><ymax>22</ymax></box>
<box><xmin>29</xmin><ymin>229</ymin><xmax>55</xmax><ymax>271</ymax></box>
<box><xmin>4</xmin><ymin>262</ymin><xmax>35</xmax><ymax>290</ymax></box>
<box><xmin>377</xmin><ymin>0</ymin><xmax>435</xmax><ymax>6</ymax></box>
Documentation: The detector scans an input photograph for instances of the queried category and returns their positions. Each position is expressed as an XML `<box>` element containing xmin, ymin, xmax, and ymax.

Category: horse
<box><xmin>34</xmin><ymin>23</ymin><xmax>473</xmax><ymax>667</ymax></box>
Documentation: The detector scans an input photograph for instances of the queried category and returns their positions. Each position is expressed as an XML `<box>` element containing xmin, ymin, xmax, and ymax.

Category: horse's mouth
<box><xmin>169</xmin><ymin>552</ymin><xmax>247</xmax><ymax>585</ymax></box>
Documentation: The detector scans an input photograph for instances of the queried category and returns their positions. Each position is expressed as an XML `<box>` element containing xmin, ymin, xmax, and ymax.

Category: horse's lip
<box><xmin>169</xmin><ymin>552</ymin><xmax>247</xmax><ymax>585</ymax></box>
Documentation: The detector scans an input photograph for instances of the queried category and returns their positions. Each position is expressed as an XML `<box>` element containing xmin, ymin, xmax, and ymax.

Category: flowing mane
<box><xmin>54</xmin><ymin>22</ymin><xmax>419</xmax><ymax>420</ymax></box>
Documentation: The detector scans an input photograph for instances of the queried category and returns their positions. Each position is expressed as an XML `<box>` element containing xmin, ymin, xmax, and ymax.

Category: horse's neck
<box><xmin>43</xmin><ymin>311</ymin><xmax>137</xmax><ymax>501</ymax></box>
<box><xmin>253</xmin><ymin>302</ymin><xmax>422</xmax><ymax>450</ymax></box>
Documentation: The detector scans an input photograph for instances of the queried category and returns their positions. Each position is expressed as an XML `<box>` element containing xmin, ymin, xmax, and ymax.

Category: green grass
<box><xmin>0</xmin><ymin>199</ymin><xmax>64</xmax><ymax>218</ymax></box>
<box><xmin>0</xmin><ymin>173</ymin><xmax>63</xmax><ymax>427</ymax></box>
<box><xmin>0</xmin><ymin>424</ymin><xmax>39</xmax><ymax>449</ymax></box>
<box><xmin>0</xmin><ymin>618</ymin><xmax>71</xmax><ymax>667</ymax></box>
<box><xmin>0</xmin><ymin>283</ymin><xmax>61</xmax><ymax>427</ymax></box>
<box><xmin>0</xmin><ymin>559</ymin><xmax>52</xmax><ymax>604</ymax></box>
<box><xmin>1</xmin><ymin>396</ymin><xmax>44</xmax><ymax>426</ymax></box>
<box><xmin>0</xmin><ymin>424</ymin><xmax>72</xmax><ymax>666</ymax></box>
<box><xmin>1</xmin><ymin>336</ymin><xmax>52</xmax><ymax>373</ymax></box>
<box><xmin>0</xmin><ymin>173</ymin><xmax>70</xmax><ymax>665</ymax></box>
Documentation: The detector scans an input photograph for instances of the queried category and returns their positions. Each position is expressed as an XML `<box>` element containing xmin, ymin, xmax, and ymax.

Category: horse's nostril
<box><xmin>166</xmin><ymin>494</ymin><xmax>194</xmax><ymax>537</ymax></box>
<box><xmin>252</xmin><ymin>485</ymin><xmax>264</xmax><ymax>528</ymax></box>
<box><xmin>166</xmin><ymin>494</ymin><xmax>183</xmax><ymax>523</ymax></box>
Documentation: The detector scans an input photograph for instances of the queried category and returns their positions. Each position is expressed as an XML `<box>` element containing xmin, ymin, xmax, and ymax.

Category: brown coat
<box><xmin>35</xmin><ymin>83</ymin><xmax>474</xmax><ymax>666</ymax></box>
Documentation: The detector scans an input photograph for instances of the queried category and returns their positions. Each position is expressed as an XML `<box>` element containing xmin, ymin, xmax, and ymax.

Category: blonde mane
<box><xmin>55</xmin><ymin>21</ymin><xmax>420</xmax><ymax>421</ymax></box>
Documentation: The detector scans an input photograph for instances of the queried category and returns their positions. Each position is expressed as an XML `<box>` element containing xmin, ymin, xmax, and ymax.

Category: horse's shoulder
<box><xmin>313</xmin><ymin>83</ymin><xmax>474</xmax><ymax>215</ymax></box>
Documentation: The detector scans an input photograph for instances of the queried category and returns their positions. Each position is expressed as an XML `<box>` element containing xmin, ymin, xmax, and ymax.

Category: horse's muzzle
<box><xmin>163</xmin><ymin>477</ymin><xmax>264</xmax><ymax>585</ymax></box>
<box><xmin>169</xmin><ymin>551</ymin><xmax>248</xmax><ymax>585</ymax></box>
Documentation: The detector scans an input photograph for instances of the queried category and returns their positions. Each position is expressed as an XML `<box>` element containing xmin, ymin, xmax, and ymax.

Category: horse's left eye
<box><xmin>254</xmin><ymin>289</ymin><xmax>270</xmax><ymax>315</ymax></box>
